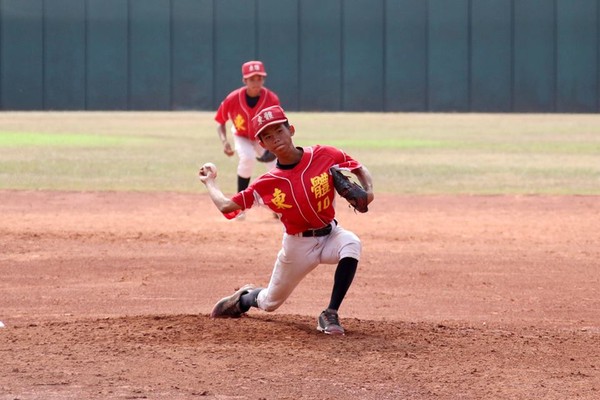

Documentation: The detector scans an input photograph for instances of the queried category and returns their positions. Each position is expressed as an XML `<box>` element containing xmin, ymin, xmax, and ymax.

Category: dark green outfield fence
<box><xmin>0</xmin><ymin>0</ymin><xmax>598</xmax><ymax>112</ymax></box>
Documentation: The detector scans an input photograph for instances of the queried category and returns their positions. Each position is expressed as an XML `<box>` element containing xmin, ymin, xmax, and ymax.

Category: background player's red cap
<box><xmin>242</xmin><ymin>61</ymin><xmax>267</xmax><ymax>79</ymax></box>
<box><xmin>252</xmin><ymin>105</ymin><xmax>288</xmax><ymax>138</ymax></box>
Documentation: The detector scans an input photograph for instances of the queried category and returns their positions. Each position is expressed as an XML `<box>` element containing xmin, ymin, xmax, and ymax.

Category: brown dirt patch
<box><xmin>1</xmin><ymin>190</ymin><xmax>599</xmax><ymax>399</ymax></box>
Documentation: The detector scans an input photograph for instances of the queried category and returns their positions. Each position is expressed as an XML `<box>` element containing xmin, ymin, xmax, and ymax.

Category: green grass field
<box><xmin>1</xmin><ymin>111</ymin><xmax>599</xmax><ymax>195</ymax></box>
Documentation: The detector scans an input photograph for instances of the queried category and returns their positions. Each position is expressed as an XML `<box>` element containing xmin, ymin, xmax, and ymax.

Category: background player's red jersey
<box><xmin>214</xmin><ymin>87</ymin><xmax>280</xmax><ymax>141</ymax></box>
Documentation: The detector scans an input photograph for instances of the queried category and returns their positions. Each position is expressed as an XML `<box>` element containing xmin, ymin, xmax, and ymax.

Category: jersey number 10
<box><xmin>316</xmin><ymin>197</ymin><xmax>331</xmax><ymax>212</ymax></box>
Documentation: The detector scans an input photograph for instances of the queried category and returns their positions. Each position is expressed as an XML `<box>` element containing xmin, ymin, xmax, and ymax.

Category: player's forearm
<box><xmin>205</xmin><ymin>181</ymin><xmax>241</xmax><ymax>213</ymax></box>
<box><xmin>353</xmin><ymin>166</ymin><xmax>374</xmax><ymax>192</ymax></box>
<box><xmin>217</xmin><ymin>125</ymin><xmax>227</xmax><ymax>143</ymax></box>
<box><xmin>353</xmin><ymin>166</ymin><xmax>375</xmax><ymax>203</ymax></box>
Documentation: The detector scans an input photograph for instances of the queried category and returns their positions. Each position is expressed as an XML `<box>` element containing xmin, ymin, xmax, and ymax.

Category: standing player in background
<box><xmin>199</xmin><ymin>105</ymin><xmax>374</xmax><ymax>335</ymax></box>
<box><xmin>214</xmin><ymin>60</ymin><xmax>280</xmax><ymax>198</ymax></box>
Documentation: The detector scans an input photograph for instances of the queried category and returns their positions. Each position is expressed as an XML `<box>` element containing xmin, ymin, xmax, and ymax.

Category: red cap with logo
<box><xmin>252</xmin><ymin>105</ymin><xmax>288</xmax><ymax>138</ymax></box>
<box><xmin>242</xmin><ymin>61</ymin><xmax>267</xmax><ymax>79</ymax></box>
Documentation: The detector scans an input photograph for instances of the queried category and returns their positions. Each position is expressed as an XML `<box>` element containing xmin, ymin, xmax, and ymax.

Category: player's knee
<box><xmin>340</xmin><ymin>236</ymin><xmax>362</xmax><ymax>260</ymax></box>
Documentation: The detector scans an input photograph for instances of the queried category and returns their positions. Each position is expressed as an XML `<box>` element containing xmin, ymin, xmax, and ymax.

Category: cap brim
<box><xmin>243</xmin><ymin>72</ymin><xmax>267</xmax><ymax>79</ymax></box>
<box><xmin>254</xmin><ymin>118</ymin><xmax>287</xmax><ymax>138</ymax></box>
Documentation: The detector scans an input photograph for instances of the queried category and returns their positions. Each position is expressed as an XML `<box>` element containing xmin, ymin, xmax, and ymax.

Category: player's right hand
<box><xmin>199</xmin><ymin>162</ymin><xmax>217</xmax><ymax>184</ymax></box>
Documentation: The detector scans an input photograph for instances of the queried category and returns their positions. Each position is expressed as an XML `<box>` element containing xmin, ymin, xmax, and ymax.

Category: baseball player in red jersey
<box><xmin>199</xmin><ymin>105</ymin><xmax>374</xmax><ymax>335</ymax></box>
<box><xmin>214</xmin><ymin>60</ymin><xmax>281</xmax><ymax>196</ymax></box>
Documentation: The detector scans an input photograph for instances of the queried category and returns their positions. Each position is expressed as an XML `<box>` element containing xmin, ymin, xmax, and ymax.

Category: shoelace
<box><xmin>322</xmin><ymin>311</ymin><xmax>340</xmax><ymax>326</ymax></box>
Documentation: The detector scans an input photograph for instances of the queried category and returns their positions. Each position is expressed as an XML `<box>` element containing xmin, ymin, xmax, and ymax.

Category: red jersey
<box><xmin>214</xmin><ymin>87</ymin><xmax>280</xmax><ymax>140</ymax></box>
<box><xmin>231</xmin><ymin>145</ymin><xmax>362</xmax><ymax>234</ymax></box>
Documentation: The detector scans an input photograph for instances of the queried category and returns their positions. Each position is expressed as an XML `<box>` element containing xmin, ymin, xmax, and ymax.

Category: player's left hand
<box><xmin>330</xmin><ymin>166</ymin><xmax>369</xmax><ymax>213</ymax></box>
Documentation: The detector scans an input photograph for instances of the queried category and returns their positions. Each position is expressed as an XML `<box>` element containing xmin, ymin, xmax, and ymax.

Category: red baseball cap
<box><xmin>242</xmin><ymin>61</ymin><xmax>267</xmax><ymax>79</ymax></box>
<box><xmin>252</xmin><ymin>105</ymin><xmax>288</xmax><ymax>138</ymax></box>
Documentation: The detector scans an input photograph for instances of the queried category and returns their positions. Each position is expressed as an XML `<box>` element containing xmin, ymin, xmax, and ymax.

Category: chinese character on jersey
<box><xmin>271</xmin><ymin>188</ymin><xmax>292</xmax><ymax>209</ymax></box>
<box><xmin>310</xmin><ymin>172</ymin><xmax>330</xmax><ymax>198</ymax></box>
<box><xmin>234</xmin><ymin>114</ymin><xmax>246</xmax><ymax>131</ymax></box>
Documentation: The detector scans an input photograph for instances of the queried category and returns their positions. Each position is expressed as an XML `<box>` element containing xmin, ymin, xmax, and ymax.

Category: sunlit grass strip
<box><xmin>0</xmin><ymin>132</ymin><xmax>150</xmax><ymax>147</ymax></box>
<box><xmin>0</xmin><ymin>112</ymin><xmax>599</xmax><ymax>194</ymax></box>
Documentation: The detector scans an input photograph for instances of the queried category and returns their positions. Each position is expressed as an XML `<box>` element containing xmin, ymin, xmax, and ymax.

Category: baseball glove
<box><xmin>330</xmin><ymin>167</ymin><xmax>369</xmax><ymax>213</ymax></box>
<box><xmin>256</xmin><ymin>150</ymin><xmax>277</xmax><ymax>163</ymax></box>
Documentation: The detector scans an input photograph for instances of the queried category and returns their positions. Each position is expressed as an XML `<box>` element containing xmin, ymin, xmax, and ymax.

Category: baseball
<box><xmin>200</xmin><ymin>162</ymin><xmax>217</xmax><ymax>177</ymax></box>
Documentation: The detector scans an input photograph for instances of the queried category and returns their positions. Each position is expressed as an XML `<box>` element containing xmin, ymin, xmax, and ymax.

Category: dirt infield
<box><xmin>1</xmin><ymin>190</ymin><xmax>599</xmax><ymax>399</ymax></box>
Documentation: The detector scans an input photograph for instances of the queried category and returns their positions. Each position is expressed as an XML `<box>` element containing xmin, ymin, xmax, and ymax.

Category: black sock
<box><xmin>239</xmin><ymin>288</ymin><xmax>263</xmax><ymax>312</ymax></box>
<box><xmin>327</xmin><ymin>257</ymin><xmax>358</xmax><ymax>311</ymax></box>
<box><xmin>237</xmin><ymin>176</ymin><xmax>251</xmax><ymax>192</ymax></box>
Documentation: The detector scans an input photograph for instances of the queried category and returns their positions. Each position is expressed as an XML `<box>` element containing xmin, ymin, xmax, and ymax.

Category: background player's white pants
<box><xmin>256</xmin><ymin>223</ymin><xmax>361</xmax><ymax>312</ymax></box>
<box><xmin>233</xmin><ymin>135</ymin><xmax>276</xmax><ymax>179</ymax></box>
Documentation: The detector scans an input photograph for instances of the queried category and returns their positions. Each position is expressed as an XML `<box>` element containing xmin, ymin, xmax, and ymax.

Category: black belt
<box><xmin>301</xmin><ymin>220</ymin><xmax>336</xmax><ymax>237</ymax></box>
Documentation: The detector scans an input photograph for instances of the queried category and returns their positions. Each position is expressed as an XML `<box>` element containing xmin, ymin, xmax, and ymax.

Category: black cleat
<box><xmin>317</xmin><ymin>309</ymin><xmax>345</xmax><ymax>335</ymax></box>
